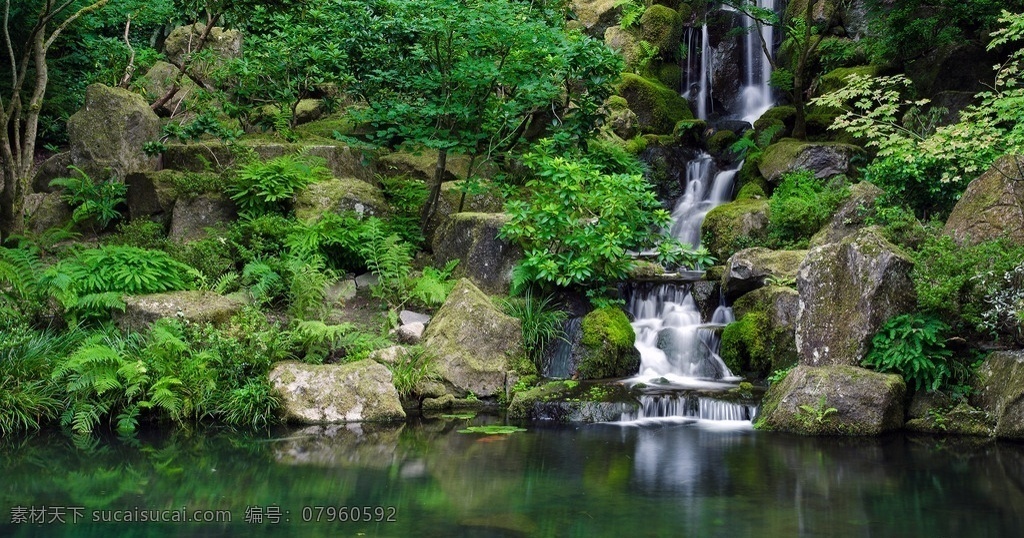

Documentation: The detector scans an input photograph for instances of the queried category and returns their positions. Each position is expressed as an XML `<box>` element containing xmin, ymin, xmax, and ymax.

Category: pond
<box><xmin>1</xmin><ymin>417</ymin><xmax>1022</xmax><ymax>537</ymax></box>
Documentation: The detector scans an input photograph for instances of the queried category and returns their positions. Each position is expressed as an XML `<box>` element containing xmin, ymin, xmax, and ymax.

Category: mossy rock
<box><xmin>758</xmin><ymin>138</ymin><xmax>862</xmax><ymax>185</ymax></box>
<box><xmin>652</xmin><ymin>0</ymin><xmax>682</xmax><ymax>10</ymax></box>
<box><xmin>24</xmin><ymin>192</ymin><xmax>73</xmax><ymax>235</ymax></box>
<box><xmin>639</xmin><ymin>5</ymin><xmax>683</xmax><ymax>56</ymax></box>
<box><xmin>673</xmin><ymin>119</ymin><xmax>707</xmax><ymax>143</ymax></box>
<box><xmin>706</xmin><ymin>129</ymin><xmax>737</xmax><ymax>156</ymax></box>
<box><xmin>169</xmin><ymin>194</ymin><xmax>237</xmax><ymax>242</ymax></box>
<box><xmin>292</xmin><ymin>113</ymin><xmax>364</xmax><ymax>139</ymax></box>
<box><xmin>721</xmin><ymin>247</ymin><xmax>807</xmax><ymax>300</ymax></box>
<box><xmin>163</xmin><ymin>23</ymin><xmax>242</xmax><ymax>86</ymax></box>
<box><xmin>971</xmin><ymin>350</ymin><xmax>1024</xmax><ymax>439</ymax></box>
<box><xmin>604</xmin><ymin>95</ymin><xmax>641</xmax><ymax>140</ymax></box>
<box><xmin>67</xmin><ymin>84</ymin><xmax>161</xmax><ymax>180</ymax></box>
<box><xmin>655</xmin><ymin>62</ymin><xmax>683</xmax><ymax>90</ymax></box>
<box><xmin>617</xmin><ymin>73</ymin><xmax>694</xmax><ymax>135</ymax></box>
<box><xmin>432</xmin><ymin>213</ymin><xmax>522</xmax><ymax>295</ymax></box>
<box><xmin>269</xmin><ymin>360</ymin><xmax>406</xmax><ymax>423</ymax></box>
<box><xmin>753</xmin><ymin>106</ymin><xmax>795</xmax><ymax>139</ymax></box>
<box><xmin>116</xmin><ymin>290</ymin><xmax>247</xmax><ymax>331</ymax></box>
<box><xmin>604</xmin><ymin>26</ymin><xmax>642</xmax><ymax>71</ymax></box>
<box><xmin>736</xmin><ymin>158</ymin><xmax>769</xmax><ymax>196</ymax></box>
<box><xmin>572</xmin><ymin>0</ymin><xmax>624</xmax><ymax>38</ymax></box>
<box><xmin>720</xmin><ymin>286</ymin><xmax>799</xmax><ymax>377</ymax></box>
<box><xmin>810</xmin><ymin>181</ymin><xmax>884</xmax><ymax>248</ymax></box>
<box><xmin>139</xmin><ymin>60</ymin><xmax>199</xmax><ymax>115</ymax></box>
<box><xmin>701</xmin><ymin>198</ymin><xmax>770</xmax><ymax>260</ymax></box>
<box><xmin>294</xmin><ymin>178</ymin><xmax>389</xmax><ymax>221</ymax></box>
<box><xmin>942</xmin><ymin>155</ymin><xmax>1024</xmax><ymax>248</ymax></box>
<box><xmin>905</xmin><ymin>402</ymin><xmax>997</xmax><ymax>436</ymax></box>
<box><xmin>736</xmin><ymin>181</ymin><xmax>766</xmax><ymax>201</ymax></box>
<box><xmin>162</xmin><ymin>142</ymin><xmax>378</xmax><ymax>183</ymax></box>
<box><xmin>755</xmin><ymin>365</ymin><xmax>906</xmax><ymax>436</ymax></box>
<box><xmin>818</xmin><ymin>65</ymin><xmax>880</xmax><ymax>95</ymax></box>
<box><xmin>507</xmin><ymin>380</ymin><xmax>640</xmax><ymax>422</ymax></box>
<box><xmin>784</xmin><ymin>0</ymin><xmax>838</xmax><ymax>29</ymax></box>
<box><xmin>575</xmin><ymin>307</ymin><xmax>640</xmax><ymax>380</ymax></box>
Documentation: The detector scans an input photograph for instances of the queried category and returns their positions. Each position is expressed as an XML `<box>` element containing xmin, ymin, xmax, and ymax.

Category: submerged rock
<box><xmin>422</xmin><ymin>279</ymin><xmax>525</xmax><ymax>397</ymax></box>
<box><xmin>269</xmin><ymin>360</ymin><xmax>406</xmax><ymax>424</ymax></box>
<box><xmin>116</xmin><ymin>290</ymin><xmax>246</xmax><ymax>331</ymax></box>
<box><xmin>431</xmin><ymin>213</ymin><xmax>522</xmax><ymax>295</ymax></box>
<box><xmin>943</xmin><ymin>155</ymin><xmax>1024</xmax><ymax>247</ymax></box>
<box><xmin>574</xmin><ymin>307</ymin><xmax>640</xmax><ymax>380</ymax></box>
<box><xmin>796</xmin><ymin>228</ymin><xmax>916</xmax><ymax>366</ymax></box>
<box><xmin>756</xmin><ymin>365</ymin><xmax>905</xmax><ymax>435</ymax></box>
<box><xmin>972</xmin><ymin>350</ymin><xmax>1024</xmax><ymax>439</ymax></box>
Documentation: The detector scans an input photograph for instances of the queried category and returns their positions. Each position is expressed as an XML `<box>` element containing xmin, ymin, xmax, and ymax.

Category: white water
<box><xmin>740</xmin><ymin>0</ymin><xmax>776</xmax><ymax>123</ymax></box>
<box><xmin>621</xmin><ymin>394</ymin><xmax>758</xmax><ymax>423</ymax></box>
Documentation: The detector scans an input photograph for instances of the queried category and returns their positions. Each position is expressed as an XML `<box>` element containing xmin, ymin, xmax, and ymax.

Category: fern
<box><xmin>863</xmin><ymin>313</ymin><xmax>955</xmax><ymax>393</ymax></box>
<box><xmin>49</xmin><ymin>166</ymin><xmax>127</xmax><ymax>230</ymax></box>
<box><xmin>228</xmin><ymin>154</ymin><xmax>330</xmax><ymax>216</ymax></box>
<box><xmin>242</xmin><ymin>258</ymin><xmax>285</xmax><ymax>305</ymax></box>
<box><xmin>616</xmin><ymin>0</ymin><xmax>646</xmax><ymax>29</ymax></box>
<box><xmin>359</xmin><ymin>218</ymin><xmax>413</xmax><ymax>308</ymax></box>
<box><xmin>409</xmin><ymin>260</ymin><xmax>459</xmax><ymax>308</ymax></box>
<box><xmin>286</xmin><ymin>256</ymin><xmax>334</xmax><ymax>321</ymax></box>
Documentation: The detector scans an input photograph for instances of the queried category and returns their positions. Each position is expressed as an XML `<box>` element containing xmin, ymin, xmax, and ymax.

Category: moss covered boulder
<box><xmin>758</xmin><ymin>138</ymin><xmax>861</xmax><ymax>185</ymax></box>
<box><xmin>617</xmin><ymin>73</ymin><xmax>694</xmax><ymax>134</ymax></box>
<box><xmin>432</xmin><ymin>213</ymin><xmax>522</xmax><ymax>295</ymax></box>
<box><xmin>701</xmin><ymin>198</ymin><xmax>770</xmax><ymax>260</ymax></box>
<box><xmin>162</xmin><ymin>142</ymin><xmax>377</xmax><ymax>183</ymax></box>
<box><xmin>943</xmin><ymin>155</ymin><xmax>1024</xmax><ymax>247</ymax></box>
<box><xmin>24</xmin><ymin>192</ymin><xmax>72</xmax><ymax>235</ymax></box>
<box><xmin>905</xmin><ymin>401</ymin><xmax>997</xmax><ymax>436</ymax></box>
<box><xmin>294</xmin><ymin>178</ymin><xmax>388</xmax><ymax>220</ymax></box>
<box><xmin>574</xmin><ymin>307</ymin><xmax>640</xmax><ymax>380</ymax></box>
<box><xmin>269</xmin><ymin>360</ymin><xmax>406</xmax><ymax>423</ymax></box>
<box><xmin>639</xmin><ymin>5</ymin><xmax>683</xmax><ymax>54</ymax></box>
<box><xmin>755</xmin><ymin>365</ymin><xmax>906</xmax><ymax>435</ymax></box>
<box><xmin>424</xmin><ymin>180</ymin><xmax>505</xmax><ymax>244</ymax></box>
<box><xmin>604</xmin><ymin>26</ymin><xmax>642</xmax><ymax>72</ymax></box>
<box><xmin>721</xmin><ymin>286</ymin><xmax>800</xmax><ymax>377</ymax></box>
<box><xmin>721</xmin><ymin>247</ymin><xmax>807</xmax><ymax>301</ymax></box>
<box><xmin>507</xmin><ymin>380</ymin><xmax>640</xmax><ymax>422</ymax></box>
<box><xmin>163</xmin><ymin>23</ymin><xmax>242</xmax><ymax>86</ymax></box>
<box><xmin>422</xmin><ymin>279</ymin><xmax>525</xmax><ymax>398</ymax></box>
<box><xmin>169</xmin><ymin>194</ymin><xmax>237</xmax><ymax>241</ymax></box>
<box><xmin>571</xmin><ymin>0</ymin><xmax>623</xmax><ymax>38</ymax></box>
<box><xmin>139</xmin><ymin>60</ymin><xmax>199</xmax><ymax>114</ymax></box>
<box><xmin>971</xmin><ymin>350</ymin><xmax>1024</xmax><ymax>439</ymax></box>
<box><xmin>796</xmin><ymin>228</ymin><xmax>916</xmax><ymax>366</ymax></box>
<box><xmin>116</xmin><ymin>290</ymin><xmax>246</xmax><ymax>331</ymax></box>
<box><xmin>818</xmin><ymin>65</ymin><xmax>879</xmax><ymax>95</ymax></box>
<box><xmin>378</xmin><ymin>149</ymin><xmax>475</xmax><ymax>184</ymax></box>
<box><xmin>67</xmin><ymin>84</ymin><xmax>160</xmax><ymax>179</ymax></box>
<box><xmin>810</xmin><ymin>181</ymin><xmax>884</xmax><ymax>248</ymax></box>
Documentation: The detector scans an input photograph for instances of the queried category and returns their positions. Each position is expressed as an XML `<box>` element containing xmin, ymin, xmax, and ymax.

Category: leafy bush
<box><xmin>979</xmin><ymin>261</ymin><xmax>1024</xmax><ymax>345</ymax></box>
<box><xmin>108</xmin><ymin>219</ymin><xmax>167</xmax><ymax>250</ymax></box>
<box><xmin>358</xmin><ymin>219</ymin><xmax>459</xmax><ymax>311</ymax></box>
<box><xmin>49</xmin><ymin>166</ymin><xmax>127</xmax><ymax>230</ymax></box>
<box><xmin>767</xmin><ymin>169</ymin><xmax>848</xmax><ymax>247</ymax></box>
<box><xmin>228</xmin><ymin>154</ymin><xmax>331</xmax><ymax>216</ymax></box>
<box><xmin>501</xmin><ymin>140</ymin><xmax>671</xmax><ymax>290</ymax></box>
<box><xmin>862</xmin><ymin>313</ymin><xmax>958</xmax><ymax>394</ymax></box>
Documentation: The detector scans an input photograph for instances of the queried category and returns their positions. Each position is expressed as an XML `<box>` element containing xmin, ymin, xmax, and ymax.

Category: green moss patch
<box><xmin>617</xmin><ymin>73</ymin><xmax>694</xmax><ymax>134</ymax></box>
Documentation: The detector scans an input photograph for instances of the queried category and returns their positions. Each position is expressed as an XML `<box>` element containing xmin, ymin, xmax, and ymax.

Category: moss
<box><xmin>736</xmin><ymin>182</ymin><xmax>766</xmax><ymax>200</ymax></box>
<box><xmin>701</xmin><ymin>198</ymin><xmax>770</xmax><ymax>260</ymax></box>
<box><xmin>655</xmin><ymin>62</ymin><xmax>683</xmax><ymax>90</ymax></box>
<box><xmin>617</xmin><ymin>73</ymin><xmax>694</xmax><ymax>134</ymax></box>
<box><xmin>737</xmin><ymin>158</ymin><xmax>769</xmax><ymax>194</ymax></box>
<box><xmin>707</xmin><ymin>130</ymin><xmax>737</xmax><ymax>155</ymax></box>
<box><xmin>753</xmin><ymin>106</ymin><xmax>795</xmax><ymax>139</ymax></box>
<box><xmin>577</xmin><ymin>307</ymin><xmax>639</xmax><ymax>380</ymax></box>
<box><xmin>623</xmin><ymin>136</ymin><xmax>648</xmax><ymax>154</ymax></box>
<box><xmin>639</xmin><ymin>6</ymin><xmax>683</xmax><ymax>56</ymax></box>
<box><xmin>293</xmin><ymin>178</ymin><xmax>389</xmax><ymax>221</ymax></box>
<box><xmin>628</xmin><ymin>260</ymin><xmax>665</xmax><ymax>278</ymax></box>
<box><xmin>606</xmin><ymin>95</ymin><xmax>630</xmax><ymax>111</ymax></box>
<box><xmin>722</xmin><ymin>286</ymin><xmax>799</xmax><ymax>377</ymax></box>
<box><xmin>673</xmin><ymin>119</ymin><xmax>707</xmax><ymax>143</ymax></box>
<box><xmin>720</xmin><ymin>313</ymin><xmax>768</xmax><ymax>374</ymax></box>
<box><xmin>292</xmin><ymin>113</ymin><xmax>360</xmax><ymax>140</ymax></box>
<box><xmin>818</xmin><ymin>65</ymin><xmax>880</xmax><ymax>95</ymax></box>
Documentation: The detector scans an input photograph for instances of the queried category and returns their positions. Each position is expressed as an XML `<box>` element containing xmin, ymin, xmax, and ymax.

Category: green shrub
<box><xmin>49</xmin><ymin>166</ymin><xmax>127</xmax><ymax>230</ymax></box>
<box><xmin>228</xmin><ymin>154</ymin><xmax>331</xmax><ymax>216</ymax></box>
<box><xmin>862</xmin><ymin>313</ymin><xmax>960</xmax><ymax>394</ymax></box>
<box><xmin>386</xmin><ymin>346</ymin><xmax>440</xmax><ymax>398</ymax></box>
<box><xmin>767</xmin><ymin>169</ymin><xmax>848</xmax><ymax>247</ymax></box>
<box><xmin>498</xmin><ymin>290</ymin><xmax>568</xmax><ymax>369</ymax></box>
<box><xmin>107</xmin><ymin>219</ymin><xmax>167</xmax><ymax>250</ymax></box>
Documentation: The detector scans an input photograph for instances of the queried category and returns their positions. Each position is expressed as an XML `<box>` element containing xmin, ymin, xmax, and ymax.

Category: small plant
<box><xmin>765</xmin><ymin>274</ymin><xmax>797</xmax><ymax>288</ymax></box>
<box><xmin>796</xmin><ymin>396</ymin><xmax>838</xmax><ymax>425</ymax></box>
<box><xmin>458</xmin><ymin>425</ymin><xmax>526</xmax><ymax>435</ymax></box>
<box><xmin>49</xmin><ymin>166</ymin><xmax>127</xmax><ymax>230</ymax></box>
<box><xmin>616</xmin><ymin>0</ymin><xmax>646</xmax><ymax>29</ymax></box>
<box><xmin>767</xmin><ymin>365</ymin><xmax>794</xmax><ymax>386</ymax></box>
<box><xmin>862</xmin><ymin>313</ymin><xmax>954</xmax><ymax>393</ymax></box>
<box><xmin>498</xmin><ymin>290</ymin><xmax>568</xmax><ymax>369</ymax></box>
<box><xmin>386</xmin><ymin>346</ymin><xmax>439</xmax><ymax>398</ymax></box>
<box><xmin>767</xmin><ymin>169</ymin><xmax>848</xmax><ymax>247</ymax></box>
<box><xmin>228</xmin><ymin>154</ymin><xmax>330</xmax><ymax>216</ymax></box>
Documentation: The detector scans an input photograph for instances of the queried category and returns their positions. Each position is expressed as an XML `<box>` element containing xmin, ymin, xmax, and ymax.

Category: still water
<box><xmin>1</xmin><ymin>417</ymin><xmax>1022</xmax><ymax>537</ymax></box>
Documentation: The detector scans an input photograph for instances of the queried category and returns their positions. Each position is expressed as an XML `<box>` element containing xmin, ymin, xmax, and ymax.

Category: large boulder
<box><xmin>269</xmin><ymin>360</ymin><xmax>406</xmax><ymax>423</ymax></box>
<box><xmin>163</xmin><ymin>23</ymin><xmax>242</xmax><ymax>87</ymax></box>
<box><xmin>758</xmin><ymin>138</ymin><xmax>861</xmax><ymax>185</ymax></box>
<box><xmin>796</xmin><ymin>228</ymin><xmax>916</xmax><ymax>366</ymax></box>
<box><xmin>293</xmin><ymin>178</ymin><xmax>388</xmax><ymax>221</ymax></box>
<box><xmin>701</xmin><ymin>198</ymin><xmax>770</xmax><ymax>260</ymax></box>
<box><xmin>31</xmin><ymin>152</ymin><xmax>73</xmax><ymax>193</ymax></box>
<box><xmin>116</xmin><ymin>290</ymin><xmax>246</xmax><ymax>331</ymax></box>
<box><xmin>125</xmin><ymin>170</ymin><xmax>187</xmax><ymax>223</ymax></box>
<box><xmin>572</xmin><ymin>0</ymin><xmax>623</xmax><ymax>38</ymax></box>
<box><xmin>574</xmin><ymin>307</ymin><xmax>640</xmax><ymax>380</ymax></box>
<box><xmin>139</xmin><ymin>60</ymin><xmax>198</xmax><ymax>114</ymax></box>
<box><xmin>721</xmin><ymin>247</ymin><xmax>807</xmax><ymax>301</ymax></box>
<box><xmin>616</xmin><ymin>73</ymin><xmax>694</xmax><ymax>134</ymax></box>
<box><xmin>810</xmin><ymin>181</ymin><xmax>884</xmax><ymax>248</ymax></box>
<box><xmin>604</xmin><ymin>27</ymin><xmax>642</xmax><ymax>75</ymax></box>
<box><xmin>431</xmin><ymin>213</ymin><xmax>522</xmax><ymax>295</ymax></box>
<box><xmin>67</xmin><ymin>84</ymin><xmax>160</xmax><ymax>180</ymax></box>
<box><xmin>639</xmin><ymin>5</ymin><xmax>683</xmax><ymax>54</ymax></box>
<box><xmin>169</xmin><ymin>194</ymin><xmax>236</xmax><ymax>241</ymax></box>
<box><xmin>424</xmin><ymin>180</ymin><xmax>505</xmax><ymax>244</ymax></box>
<box><xmin>377</xmin><ymin>149</ymin><xmax>474</xmax><ymax>184</ymax></box>
<box><xmin>755</xmin><ymin>365</ymin><xmax>906</xmax><ymax>435</ymax></box>
<box><xmin>943</xmin><ymin>155</ymin><xmax>1024</xmax><ymax>247</ymax></box>
<box><xmin>972</xmin><ymin>350</ymin><xmax>1024</xmax><ymax>439</ymax></box>
<box><xmin>162</xmin><ymin>143</ymin><xmax>377</xmax><ymax>183</ymax></box>
<box><xmin>23</xmin><ymin>192</ymin><xmax>72</xmax><ymax>234</ymax></box>
<box><xmin>720</xmin><ymin>285</ymin><xmax>800</xmax><ymax>377</ymax></box>
<box><xmin>421</xmin><ymin>279</ymin><xmax>525</xmax><ymax>397</ymax></box>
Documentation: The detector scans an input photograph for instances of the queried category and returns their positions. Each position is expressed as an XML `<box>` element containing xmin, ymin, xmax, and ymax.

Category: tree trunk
<box><xmin>420</xmin><ymin>147</ymin><xmax>448</xmax><ymax>237</ymax></box>
<box><xmin>791</xmin><ymin>0</ymin><xmax>816</xmax><ymax>141</ymax></box>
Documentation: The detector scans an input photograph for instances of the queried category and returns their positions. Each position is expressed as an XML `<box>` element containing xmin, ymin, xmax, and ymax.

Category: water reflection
<box><xmin>1</xmin><ymin>421</ymin><xmax>1022</xmax><ymax>537</ymax></box>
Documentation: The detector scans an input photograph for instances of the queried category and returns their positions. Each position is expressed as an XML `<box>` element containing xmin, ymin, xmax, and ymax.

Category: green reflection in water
<box><xmin>1</xmin><ymin>417</ymin><xmax>1023</xmax><ymax>538</ymax></box>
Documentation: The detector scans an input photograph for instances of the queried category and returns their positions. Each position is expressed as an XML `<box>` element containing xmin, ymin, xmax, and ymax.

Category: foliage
<box><xmin>458</xmin><ymin>425</ymin><xmax>527</xmax><ymax>435</ymax></box>
<box><xmin>49</xmin><ymin>166</ymin><xmax>127</xmax><ymax>230</ymax></box>
<box><xmin>228</xmin><ymin>154</ymin><xmax>331</xmax><ymax>216</ymax></box>
<box><xmin>386</xmin><ymin>346</ymin><xmax>439</xmax><ymax>398</ymax></box>
<box><xmin>359</xmin><ymin>219</ymin><xmax>458</xmax><ymax>311</ymax></box>
<box><xmin>501</xmin><ymin>140</ymin><xmax>671</xmax><ymax>290</ymax></box>
<box><xmin>161</xmin><ymin>113</ymin><xmax>243</xmax><ymax>145</ymax></box>
<box><xmin>498</xmin><ymin>290</ymin><xmax>568</xmax><ymax>369</ymax></box>
<box><xmin>862</xmin><ymin>313</ymin><xmax>956</xmax><ymax>393</ymax></box>
<box><xmin>378</xmin><ymin>174</ymin><xmax>429</xmax><ymax>245</ymax></box>
<box><xmin>616</xmin><ymin>0</ymin><xmax>646</xmax><ymax>29</ymax></box>
<box><xmin>0</xmin><ymin>240</ymin><xmax>54</xmax><ymax>323</ymax></box>
<box><xmin>767</xmin><ymin>169</ymin><xmax>848</xmax><ymax>247</ymax></box>
<box><xmin>978</xmin><ymin>261</ymin><xmax>1024</xmax><ymax>345</ymax></box>
<box><xmin>288</xmin><ymin>320</ymin><xmax>388</xmax><ymax>364</ymax></box>
<box><xmin>0</xmin><ymin>326</ymin><xmax>88</xmax><ymax>435</ymax></box>
<box><xmin>796</xmin><ymin>396</ymin><xmax>837</xmax><ymax>425</ymax></box>
<box><xmin>108</xmin><ymin>219</ymin><xmax>167</xmax><ymax>250</ymax></box>
<box><xmin>729</xmin><ymin>124</ymin><xmax>783</xmax><ymax>162</ymax></box>
<box><xmin>766</xmin><ymin>365</ymin><xmax>794</xmax><ymax>386</ymax></box>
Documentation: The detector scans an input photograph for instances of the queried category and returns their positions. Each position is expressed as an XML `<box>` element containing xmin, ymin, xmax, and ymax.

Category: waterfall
<box><xmin>696</xmin><ymin>24</ymin><xmax>712</xmax><ymax>120</ymax></box>
<box><xmin>740</xmin><ymin>0</ymin><xmax>776</xmax><ymax>123</ymax></box>
<box><xmin>621</xmin><ymin>394</ymin><xmax>758</xmax><ymax>422</ymax></box>
<box><xmin>542</xmin><ymin>317</ymin><xmax>582</xmax><ymax>379</ymax></box>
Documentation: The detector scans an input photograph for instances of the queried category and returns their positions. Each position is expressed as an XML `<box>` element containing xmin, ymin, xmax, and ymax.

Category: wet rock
<box><xmin>269</xmin><ymin>360</ymin><xmax>406</xmax><ymax>423</ymax></box>
<box><xmin>116</xmin><ymin>290</ymin><xmax>246</xmax><ymax>331</ymax></box>
<box><xmin>422</xmin><ymin>279</ymin><xmax>525</xmax><ymax>397</ymax></box>
<box><xmin>971</xmin><ymin>350</ymin><xmax>1024</xmax><ymax>439</ymax></box>
<box><xmin>432</xmin><ymin>213</ymin><xmax>522</xmax><ymax>295</ymax></box>
<box><xmin>943</xmin><ymin>155</ymin><xmax>1024</xmax><ymax>247</ymax></box>
<box><xmin>721</xmin><ymin>247</ymin><xmax>807</xmax><ymax>301</ymax></box>
<box><xmin>67</xmin><ymin>84</ymin><xmax>160</xmax><ymax>180</ymax></box>
<box><xmin>758</xmin><ymin>138</ymin><xmax>861</xmax><ymax>185</ymax></box>
<box><xmin>575</xmin><ymin>307</ymin><xmax>640</xmax><ymax>380</ymax></box>
<box><xmin>507</xmin><ymin>381</ymin><xmax>639</xmax><ymax>422</ymax></box>
<box><xmin>293</xmin><ymin>178</ymin><xmax>388</xmax><ymax>220</ymax></box>
<box><xmin>169</xmin><ymin>194</ymin><xmax>236</xmax><ymax>241</ymax></box>
<box><xmin>701</xmin><ymin>198</ymin><xmax>770</xmax><ymax>260</ymax></box>
<box><xmin>721</xmin><ymin>286</ymin><xmax>800</xmax><ymax>378</ymax></box>
<box><xmin>810</xmin><ymin>181</ymin><xmax>884</xmax><ymax>247</ymax></box>
<box><xmin>796</xmin><ymin>228</ymin><xmax>915</xmax><ymax>367</ymax></box>
<box><xmin>756</xmin><ymin>365</ymin><xmax>906</xmax><ymax>435</ymax></box>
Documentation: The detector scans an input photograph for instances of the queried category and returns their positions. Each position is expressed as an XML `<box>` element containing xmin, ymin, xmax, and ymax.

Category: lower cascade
<box><xmin>622</xmin><ymin>394</ymin><xmax>758</xmax><ymax>422</ymax></box>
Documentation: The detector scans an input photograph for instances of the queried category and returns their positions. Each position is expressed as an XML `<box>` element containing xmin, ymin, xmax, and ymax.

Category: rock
<box><xmin>163</xmin><ymin>23</ymin><xmax>242</xmax><ymax>87</ymax></box>
<box><xmin>397</xmin><ymin>323</ymin><xmax>425</xmax><ymax>344</ymax></box>
<box><xmin>604</xmin><ymin>27</ymin><xmax>641</xmax><ymax>72</ymax></box>
<box><xmin>399</xmin><ymin>310</ymin><xmax>431</xmax><ymax>325</ymax></box>
<box><xmin>67</xmin><ymin>84</ymin><xmax>161</xmax><ymax>180</ymax></box>
<box><xmin>943</xmin><ymin>155</ymin><xmax>1024</xmax><ymax>247</ymax></box>
<box><xmin>758</xmin><ymin>138</ymin><xmax>861</xmax><ymax>185</ymax></box>
<box><xmin>377</xmin><ymin>149</ymin><xmax>474</xmax><ymax>183</ymax></box>
<box><xmin>616</xmin><ymin>73</ymin><xmax>694</xmax><ymax>135</ymax></box>
<box><xmin>574</xmin><ymin>307</ymin><xmax>640</xmax><ymax>380</ymax></box>
<box><xmin>639</xmin><ymin>141</ymin><xmax>700</xmax><ymax>203</ymax></box>
<box><xmin>269</xmin><ymin>360</ymin><xmax>406</xmax><ymax>423</ymax></box>
<box><xmin>796</xmin><ymin>228</ymin><xmax>916</xmax><ymax>366</ymax></box>
<box><xmin>810</xmin><ymin>181</ymin><xmax>884</xmax><ymax>247</ymax></box>
<box><xmin>431</xmin><ymin>213</ymin><xmax>522</xmax><ymax>295</ymax></box>
<box><xmin>31</xmin><ymin>152</ymin><xmax>73</xmax><ymax>193</ymax></box>
<box><xmin>420</xmin><ymin>393</ymin><xmax>488</xmax><ymax>411</ymax></box>
<box><xmin>23</xmin><ymin>192</ymin><xmax>72</xmax><ymax>234</ymax></box>
<box><xmin>169</xmin><ymin>194</ymin><xmax>236</xmax><ymax>241</ymax></box>
<box><xmin>720</xmin><ymin>286</ymin><xmax>800</xmax><ymax>377</ymax></box>
<box><xmin>572</xmin><ymin>0</ymin><xmax>623</xmax><ymax>38</ymax></box>
<box><xmin>604</xmin><ymin>95</ymin><xmax>640</xmax><ymax>140</ymax></box>
<box><xmin>972</xmin><ymin>350</ymin><xmax>1024</xmax><ymax>439</ymax></box>
<box><xmin>355</xmin><ymin>272</ymin><xmax>379</xmax><ymax>289</ymax></box>
<box><xmin>818</xmin><ymin>65</ymin><xmax>879</xmax><ymax>94</ymax></box>
<box><xmin>293</xmin><ymin>99</ymin><xmax>325</xmax><ymax>125</ymax></box>
<box><xmin>424</xmin><ymin>179</ymin><xmax>505</xmax><ymax>244</ymax></box>
<box><xmin>507</xmin><ymin>381</ymin><xmax>639</xmax><ymax>422</ymax></box>
<box><xmin>785</xmin><ymin>0</ymin><xmax>839</xmax><ymax>29</ymax></box>
<box><xmin>324</xmin><ymin>279</ymin><xmax>357</xmax><ymax>307</ymax></box>
<box><xmin>755</xmin><ymin>365</ymin><xmax>906</xmax><ymax>435</ymax></box>
<box><xmin>905</xmin><ymin>401</ymin><xmax>996</xmax><ymax>437</ymax></box>
<box><xmin>422</xmin><ymin>279</ymin><xmax>525</xmax><ymax>398</ymax></box>
<box><xmin>639</xmin><ymin>5</ymin><xmax>682</xmax><ymax>54</ymax></box>
<box><xmin>293</xmin><ymin>178</ymin><xmax>388</xmax><ymax>221</ymax></box>
<box><xmin>721</xmin><ymin>247</ymin><xmax>807</xmax><ymax>301</ymax></box>
<box><xmin>701</xmin><ymin>198</ymin><xmax>770</xmax><ymax>260</ymax></box>
<box><xmin>125</xmin><ymin>170</ymin><xmax>190</xmax><ymax>223</ymax></box>
<box><xmin>369</xmin><ymin>345</ymin><xmax>406</xmax><ymax>365</ymax></box>
<box><xmin>162</xmin><ymin>142</ymin><xmax>376</xmax><ymax>183</ymax></box>
<box><xmin>116</xmin><ymin>290</ymin><xmax>246</xmax><ymax>331</ymax></box>
<box><xmin>139</xmin><ymin>60</ymin><xmax>198</xmax><ymax>114</ymax></box>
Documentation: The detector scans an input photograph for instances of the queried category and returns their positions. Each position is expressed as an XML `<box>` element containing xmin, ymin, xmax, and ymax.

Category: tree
<box><xmin>2</xmin><ymin>0</ymin><xmax>111</xmax><ymax>241</ymax></box>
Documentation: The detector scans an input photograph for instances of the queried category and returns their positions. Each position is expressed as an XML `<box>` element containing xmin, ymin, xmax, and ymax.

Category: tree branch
<box><xmin>118</xmin><ymin>15</ymin><xmax>135</xmax><ymax>88</ymax></box>
<box><xmin>44</xmin><ymin>0</ymin><xmax>110</xmax><ymax>51</ymax></box>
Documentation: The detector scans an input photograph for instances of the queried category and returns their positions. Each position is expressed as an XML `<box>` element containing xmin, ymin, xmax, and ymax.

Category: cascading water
<box><xmin>740</xmin><ymin>0</ymin><xmax>777</xmax><ymax>123</ymax></box>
